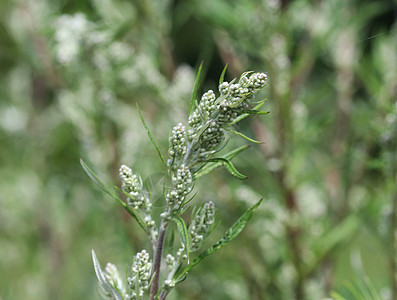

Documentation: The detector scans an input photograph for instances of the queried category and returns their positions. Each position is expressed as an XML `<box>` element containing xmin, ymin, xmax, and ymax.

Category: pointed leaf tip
<box><xmin>219</xmin><ymin>64</ymin><xmax>228</xmax><ymax>86</ymax></box>
<box><xmin>207</xmin><ymin>157</ymin><xmax>248</xmax><ymax>180</ymax></box>
<box><xmin>189</xmin><ymin>63</ymin><xmax>203</xmax><ymax>116</ymax></box>
<box><xmin>137</xmin><ymin>105</ymin><xmax>167</xmax><ymax>168</ymax></box>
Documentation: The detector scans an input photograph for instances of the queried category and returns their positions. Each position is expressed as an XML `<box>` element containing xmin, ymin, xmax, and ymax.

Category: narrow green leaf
<box><xmin>80</xmin><ymin>159</ymin><xmax>147</xmax><ymax>232</ymax></box>
<box><xmin>175</xmin><ymin>198</ymin><xmax>263</xmax><ymax>282</ymax></box>
<box><xmin>189</xmin><ymin>62</ymin><xmax>203</xmax><ymax>116</ymax></box>
<box><xmin>173</xmin><ymin>217</ymin><xmax>190</xmax><ymax>263</ymax></box>
<box><xmin>219</xmin><ymin>64</ymin><xmax>228</xmax><ymax>86</ymax></box>
<box><xmin>137</xmin><ymin>105</ymin><xmax>167</xmax><ymax>168</ymax></box>
<box><xmin>242</xmin><ymin>110</ymin><xmax>270</xmax><ymax>115</ymax></box>
<box><xmin>193</xmin><ymin>145</ymin><xmax>250</xmax><ymax>179</ymax></box>
<box><xmin>113</xmin><ymin>186</ymin><xmax>149</xmax><ymax>231</ymax></box>
<box><xmin>345</xmin><ymin>281</ymin><xmax>369</xmax><ymax>300</ymax></box>
<box><xmin>330</xmin><ymin>292</ymin><xmax>348</xmax><ymax>300</ymax></box>
<box><xmin>80</xmin><ymin>159</ymin><xmax>117</xmax><ymax>199</ymax></box>
<box><xmin>332</xmin><ymin>276</ymin><xmax>382</xmax><ymax>300</ymax></box>
<box><xmin>228</xmin><ymin>129</ymin><xmax>262</xmax><ymax>144</ymax></box>
<box><xmin>206</xmin><ymin>157</ymin><xmax>247</xmax><ymax>180</ymax></box>
<box><xmin>229</xmin><ymin>98</ymin><xmax>268</xmax><ymax>125</ymax></box>
<box><xmin>363</xmin><ymin>276</ymin><xmax>383</xmax><ymax>300</ymax></box>
<box><xmin>313</xmin><ymin>215</ymin><xmax>359</xmax><ymax>260</ymax></box>
<box><xmin>92</xmin><ymin>250</ymin><xmax>123</xmax><ymax>300</ymax></box>
<box><xmin>306</xmin><ymin>215</ymin><xmax>359</xmax><ymax>276</ymax></box>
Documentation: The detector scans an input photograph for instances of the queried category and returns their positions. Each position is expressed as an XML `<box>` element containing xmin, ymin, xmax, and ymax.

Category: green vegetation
<box><xmin>0</xmin><ymin>0</ymin><xmax>396</xmax><ymax>299</ymax></box>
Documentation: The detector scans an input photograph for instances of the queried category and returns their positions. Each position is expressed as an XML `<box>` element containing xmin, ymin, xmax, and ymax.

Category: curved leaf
<box><xmin>206</xmin><ymin>157</ymin><xmax>247</xmax><ymax>180</ymax></box>
<box><xmin>193</xmin><ymin>145</ymin><xmax>250</xmax><ymax>179</ymax></box>
<box><xmin>228</xmin><ymin>129</ymin><xmax>262</xmax><ymax>144</ymax></box>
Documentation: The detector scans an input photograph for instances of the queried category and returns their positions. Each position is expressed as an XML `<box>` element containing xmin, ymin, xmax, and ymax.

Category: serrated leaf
<box><xmin>206</xmin><ymin>158</ymin><xmax>247</xmax><ymax>180</ymax></box>
<box><xmin>92</xmin><ymin>250</ymin><xmax>123</xmax><ymax>300</ymax></box>
<box><xmin>228</xmin><ymin>129</ymin><xmax>262</xmax><ymax>144</ymax></box>
<box><xmin>80</xmin><ymin>159</ymin><xmax>147</xmax><ymax>233</ymax></box>
<box><xmin>219</xmin><ymin>64</ymin><xmax>228</xmax><ymax>86</ymax></box>
<box><xmin>193</xmin><ymin>145</ymin><xmax>250</xmax><ymax>179</ymax></box>
<box><xmin>175</xmin><ymin>198</ymin><xmax>263</xmax><ymax>283</ymax></box>
<box><xmin>173</xmin><ymin>217</ymin><xmax>190</xmax><ymax>263</ymax></box>
<box><xmin>137</xmin><ymin>105</ymin><xmax>167</xmax><ymax>168</ymax></box>
<box><xmin>189</xmin><ymin>62</ymin><xmax>203</xmax><ymax>116</ymax></box>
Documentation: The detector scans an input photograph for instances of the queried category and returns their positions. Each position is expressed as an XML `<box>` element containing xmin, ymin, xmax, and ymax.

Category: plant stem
<box><xmin>150</xmin><ymin>220</ymin><xmax>168</xmax><ymax>300</ymax></box>
<box><xmin>159</xmin><ymin>289</ymin><xmax>169</xmax><ymax>300</ymax></box>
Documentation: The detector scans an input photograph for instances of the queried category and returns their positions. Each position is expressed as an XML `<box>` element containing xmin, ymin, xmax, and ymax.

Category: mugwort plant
<box><xmin>81</xmin><ymin>65</ymin><xmax>269</xmax><ymax>299</ymax></box>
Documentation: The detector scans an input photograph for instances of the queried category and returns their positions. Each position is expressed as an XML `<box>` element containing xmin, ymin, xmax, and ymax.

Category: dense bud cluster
<box><xmin>165</xmin><ymin>254</ymin><xmax>176</xmax><ymax>271</ymax></box>
<box><xmin>187</xmin><ymin>110</ymin><xmax>201</xmax><ymax>140</ymax></box>
<box><xmin>119</xmin><ymin>165</ymin><xmax>145</xmax><ymax>209</ymax></box>
<box><xmin>126</xmin><ymin>250</ymin><xmax>152</xmax><ymax>300</ymax></box>
<box><xmin>190</xmin><ymin>201</ymin><xmax>215</xmax><ymax>252</ymax></box>
<box><xmin>168</xmin><ymin>123</ymin><xmax>187</xmax><ymax>169</ymax></box>
<box><xmin>197</xmin><ymin>120</ymin><xmax>224</xmax><ymax>157</ymax></box>
<box><xmin>119</xmin><ymin>165</ymin><xmax>156</xmax><ymax>239</ymax></box>
<box><xmin>183</xmin><ymin>72</ymin><xmax>268</xmax><ymax>164</ymax></box>
<box><xmin>163</xmin><ymin>164</ymin><xmax>193</xmax><ymax>219</ymax></box>
<box><xmin>199</xmin><ymin>90</ymin><xmax>217</xmax><ymax>119</ymax></box>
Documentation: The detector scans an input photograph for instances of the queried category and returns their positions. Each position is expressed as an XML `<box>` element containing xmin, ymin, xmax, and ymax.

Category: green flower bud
<box><xmin>190</xmin><ymin>201</ymin><xmax>215</xmax><ymax>252</ymax></box>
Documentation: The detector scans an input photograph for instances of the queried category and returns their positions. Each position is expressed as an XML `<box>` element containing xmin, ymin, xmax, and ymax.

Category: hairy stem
<box><xmin>150</xmin><ymin>221</ymin><xmax>168</xmax><ymax>300</ymax></box>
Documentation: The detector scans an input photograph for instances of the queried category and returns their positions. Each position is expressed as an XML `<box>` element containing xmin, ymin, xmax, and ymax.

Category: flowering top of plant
<box><xmin>83</xmin><ymin>66</ymin><xmax>268</xmax><ymax>300</ymax></box>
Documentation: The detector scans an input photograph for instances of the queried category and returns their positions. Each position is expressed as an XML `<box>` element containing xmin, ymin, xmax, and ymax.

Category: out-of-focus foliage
<box><xmin>0</xmin><ymin>0</ymin><xmax>396</xmax><ymax>299</ymax></box>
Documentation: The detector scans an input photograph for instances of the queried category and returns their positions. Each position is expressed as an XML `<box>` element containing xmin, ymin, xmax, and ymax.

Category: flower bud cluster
<box><xmin>197</xmin><ymin>120</ymin><xmax>224</xmax><ymax>157</ymax></box>
<box><xmin>126</xmin><ymin>250</ymin><xmax>152</xmax><ymax>300</ymax></box>
<box><xmin>119</xmin><ymin>165</ymin><xmax>156</xmax><ymax>233</ymax></box>
<box><xmin>185</xmin><ymin>72</ymin><xmax>268</xmax><ymax>162</ymax></box>
<box><xmin>165</xmin><ymin>254</ymin><xmax>176</xmax><ymax>272</ymax></box>
<box><xmin>167</xmin><ymin>123</ymin><xmax>187</xmax><ymax>169</ymax></box>
<box><xmin>190</xmin><ymin>201</ymin><xmax>215</xmax><ymax>252</ymax></box>
<box><xmin>163</xmin><ymin>72</ymin><xmax>267</xmax><ymax>222</ymax></box>
<box><xmin>104</xmin><ymin>263</ymin><xmax>126</xmax><ymax>296</ymax></box>
<box><xmin>162</xmin><ymin>164</ymin><xmax>193</xmax><ymax>220</ymax></box>
<box><xmin>198</xmin><ymin>90</ymin><xmax>217</xmax><ymax>119</ymax></box>
<box><xmin>120</xmin><ymin>165</ymin><xmax>144</xmax><ymax>209</ymax></box>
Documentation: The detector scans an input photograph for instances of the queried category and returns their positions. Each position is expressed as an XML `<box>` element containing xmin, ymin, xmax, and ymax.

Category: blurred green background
<box><xmin>1</xmin><ymin>0</ymin><xmax>397</xmax><ymax>299</ymax></box>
